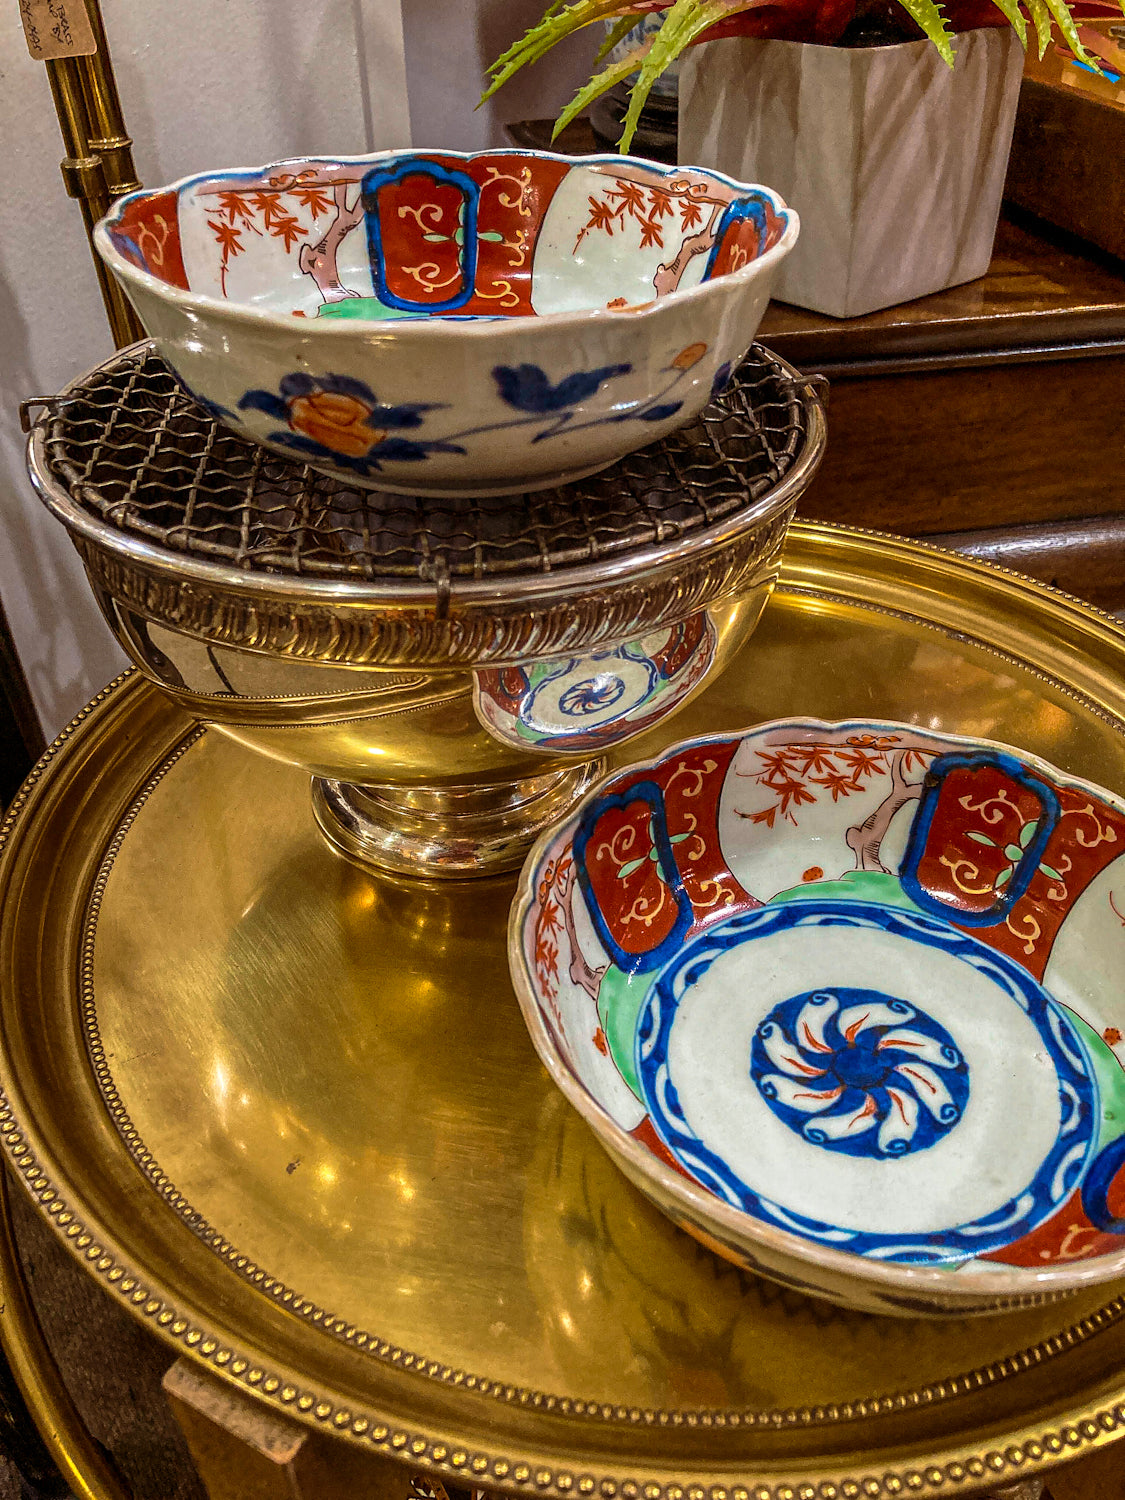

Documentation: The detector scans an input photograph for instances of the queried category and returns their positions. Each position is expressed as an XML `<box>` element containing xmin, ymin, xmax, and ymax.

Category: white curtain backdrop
<box><xmin>0</xmin><ymin>0</ymin><xmax>598</xmax><ymax>735</ymax></box>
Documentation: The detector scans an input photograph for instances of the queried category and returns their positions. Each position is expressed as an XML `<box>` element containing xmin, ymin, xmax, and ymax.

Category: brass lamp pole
<box><xmin>2</xmin><ymin>5</ymin><xmax>145</xmax><ymax>1491</ymax></box>
<box><xmin>38</xmin><ymin>0</ymin><xmax>144</xmax><ymax>347</ymax></box>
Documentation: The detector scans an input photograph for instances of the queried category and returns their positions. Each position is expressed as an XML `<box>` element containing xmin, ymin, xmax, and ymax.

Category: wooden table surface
<box><xmin>759</xmin><ymin>209</ymin><xmax>1125</xmax><ymax>373</ymax></box>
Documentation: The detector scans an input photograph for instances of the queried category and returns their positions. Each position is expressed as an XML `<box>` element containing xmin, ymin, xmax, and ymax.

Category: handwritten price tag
<box><xmin>19</xmin><ymin>0</ymin><xmax>97</xmax><ymax>59</ymax></box>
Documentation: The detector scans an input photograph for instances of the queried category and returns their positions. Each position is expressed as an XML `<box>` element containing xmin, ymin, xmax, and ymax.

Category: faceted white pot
<box><xmin>679</xmin><ymin>29</ymin><xmax>1024</xmax><ymax>318</ymax></box>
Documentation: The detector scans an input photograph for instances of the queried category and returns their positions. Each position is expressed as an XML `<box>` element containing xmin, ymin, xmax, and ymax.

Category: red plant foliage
<box><xmin>631</xmin><ymin>0</ymin><xmax>1120</xmax><ymax>46</ymax></box>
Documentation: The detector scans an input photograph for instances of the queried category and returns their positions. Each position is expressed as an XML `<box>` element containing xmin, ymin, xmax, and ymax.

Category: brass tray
<box><xmin>4</xmin><ymin>521</ymin><xmax>1125</xmax><ymax>1500</ymax></box>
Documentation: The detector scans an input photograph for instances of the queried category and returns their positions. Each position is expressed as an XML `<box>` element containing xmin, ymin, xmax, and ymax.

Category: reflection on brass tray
<box><xmin>74</xmin><ymin>722</ymin><xmax>1125</xmax><ymax>1408</ymax></box>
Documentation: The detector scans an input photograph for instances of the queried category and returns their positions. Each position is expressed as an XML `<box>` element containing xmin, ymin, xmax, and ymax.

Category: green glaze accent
<box><xmin>771</xmin><ymin>871</ymin><xmax>924</xmax><ymax>911</ymax></box>
<box><xmin>317</xmin><ymin>297</ymin><xmax>424</xmax><ymax>322</ymax></box>
<box><xmin>1063</xmin><ymin>1008</ymin><xmax>1125</xmax><ymax>1151</ymax></box>
<box><xmin>599</xmin><ymin>964</ymin><xmax>650</xmax><ymax>1101</ymax></box>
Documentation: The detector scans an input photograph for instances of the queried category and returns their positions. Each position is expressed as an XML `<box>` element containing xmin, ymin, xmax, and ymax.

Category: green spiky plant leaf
<box><xmin>618</xmin><ymin>0</ymin><xmax>755</xmax><ymax>148</ymax></box>
<box><xmin>892</xmin><ymin>0</ymin><xmax>957</xmax><ymax>61</ymax></box>
<box><xmin>597</xmin><ymin>11</ymin><xmax>644</xmax><ymax>59</ymax></box>
<box><xmin>987</xmin><ymin>0</ymin><xmax>1028</xmax><ymax>46</ymax></box>
<box><xmin>1041</xmin><ymin>0</ymin><xmax>1100</xmax><ymax>64</ymax></box>
<box><xmin>544</xmin><ymin>0</ymin><xmax>765</xmax><ymax>149</ymax></box>
<box><xmin>551</xmin><ymin>39</ymin><xmax>654</xmax><ymax>140</ymax></box>
<box><xmin>481</xmin><ymin>1</ymin><xmax>637</xmax><ymax>106</ymax></box>
<box><xmin>1024</xmin><ymin>0</ymin><xmax>1054</xmax><ymax>53</ymax></box>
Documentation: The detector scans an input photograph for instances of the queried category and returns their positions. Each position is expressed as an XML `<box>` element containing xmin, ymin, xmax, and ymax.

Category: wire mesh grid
<box><xmin>39</xmin><ymin>345</ymin><xmax>812</xmax><ymax>583</ymax></box>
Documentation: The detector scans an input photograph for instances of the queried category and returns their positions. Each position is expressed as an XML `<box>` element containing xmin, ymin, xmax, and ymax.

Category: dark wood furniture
<box><xmin>759</xmin><ymin>212</ymin><xmax>1125</xmax><ymax>610</ymax></box>
<box><xmin>0</xmin><ymin>601</ymin><xmax>59</xmax><ymax>1498</ymax></box>
<box><xmin>509</xmin><ymin>116</ymin><xmax>1125</xmax><ymax>614</ymax></box>
<box><xmin>0</xmin><ymin>597</ymin><xmax>43</xmax><ymax>813</ymax></box>
<box><xmin>1003</xmin><ymin>23</ymin><xmax>1125</xmax><ymax>265</ymax></box>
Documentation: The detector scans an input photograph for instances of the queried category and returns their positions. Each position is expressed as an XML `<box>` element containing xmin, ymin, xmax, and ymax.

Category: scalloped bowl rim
<box><xmin>508</xmin><ymin>716</ymin><xmax>1125</xmax><ymax>1306</ymax></box>
<box><xmin>93</xmin><ymin>147</ymin><xmax>800</xmax><ymax>337</ymax></box>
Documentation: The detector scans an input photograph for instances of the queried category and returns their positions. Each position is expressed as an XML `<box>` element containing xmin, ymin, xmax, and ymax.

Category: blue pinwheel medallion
<box><xmin>636</xmin><ymin>901</ymin><xmax>1099</xmax><ymax>1263</ymax></box>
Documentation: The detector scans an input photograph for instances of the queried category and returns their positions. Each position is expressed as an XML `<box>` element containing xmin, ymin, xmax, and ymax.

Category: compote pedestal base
<box><xmin>312</xmin><ymin>763</ymin><xmax>605</xmax><ymax>879</ymax></box>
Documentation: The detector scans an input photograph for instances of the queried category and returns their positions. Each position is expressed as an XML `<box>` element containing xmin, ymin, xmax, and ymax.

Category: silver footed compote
<box><xmin>26</xmin><ymin>343</ymin><xmax>824</xmax><ymax>878</ymax></box>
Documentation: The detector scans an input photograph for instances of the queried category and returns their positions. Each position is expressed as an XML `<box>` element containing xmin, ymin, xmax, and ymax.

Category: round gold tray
<box><xmin>4</xmin><ymin>521</ymin><xmax>1125</xmax><ymax>1500</ymax></box>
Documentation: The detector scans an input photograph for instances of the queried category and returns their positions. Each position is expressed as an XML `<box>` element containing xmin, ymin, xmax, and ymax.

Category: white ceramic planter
<box><xmin>679</xmin><ymin>29</ymin><xmax>1024</xmax><ymax>317</ymax></box>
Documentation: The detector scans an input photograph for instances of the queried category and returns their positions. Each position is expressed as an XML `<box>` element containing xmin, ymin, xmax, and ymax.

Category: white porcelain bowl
<box><xmin>94</xmin><ymin>149</ymin><xmax>798</xmax><ymax>496</ymax></box>
<box><xmin>510</xmin><ymin>718</ymin><xmax>1125</xmax><ymax>1316</ymax></box>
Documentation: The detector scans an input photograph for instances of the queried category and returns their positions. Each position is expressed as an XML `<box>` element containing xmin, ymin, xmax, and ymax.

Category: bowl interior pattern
<box><xmin>512</xmin><ymin>720</ymin><xmax>1125</xmax><ymax>1286</ymax></box>
<box><xmin>103</xmin><ymin>150</ymin><xmax>792</xmax><ymax>323</ymax></box>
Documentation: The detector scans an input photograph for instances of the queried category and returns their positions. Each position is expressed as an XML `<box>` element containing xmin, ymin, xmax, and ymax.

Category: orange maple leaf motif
<box><xmin>216</xmin><ymin>191</ymin><xmax>255</xmax><ymax>226</ymax></box>
<box><xmin>291</xmin><ymin>185</ymin><xmax>333</xmax><ymax>217</ymax></box>
<box><xmin>536</xmin><ymin>938</ymin><xmax>558</xmax><ymax>981</ymax></box>
<box><xmin>775</xmin><ymin>779</ymin><xmax>818</xmax><ymax>820</ymax></box>
<box><xmin>269</xmin><ymin>212</ymin><xmax>306</xmax><ymax>252</ymax></box>
<box><xmin>586</xmin><ymin>197</ymin><xmax>618</xmax><ymax>234</ymax></box>
<box><xmin>754</xmin><ymin>749</ymin><xmax>799</xmax><ymax>781</ymax></box>
<box><xmin>731</xmin><ymin>735</ymin><xmax>929</xmax><ymax>832</ymax></box>
<box><xmin>534</xmin><ymin>907</ymin><xmax>560</xmax><ymax>979</ymax></box>
<box><xmin>679</xmin><ymin>198</ymin><xmax>703</xmax><ymax>229</ymax></box>
<box><xmin>638</xmin><ymin>218</ymin><xmax>664</xmax><ymax>251</ymax></box>
<box><xmin>250</xmin><ymin>190</ymin><xmax>285</xmax><ymax>224</ymax></box>
<box><xmin>811</xmin><ymin>770</ymin><xmax>866</xmax><ymax>802</ymax></box>
<box><xmin>795</xmin><ymin>745</ymin><xmax>841</xmax><ymax>776</ymax></box>
<box><xmin>647</xmin><ymin>186</ymin><xmax>674</xmax><ymax>220</ymax></box>
<box><xmin>837</xmin><ymin>746</ymin><xmax>885</xmax><ymax>777</ymax></box>
<box><xmin>207</xmin><ymin>218</ymin><xmax>243</xmax><ymax>259</ymax></box>
<box><xmin>532</xmin><ymin>853</ymin><xmax>576</xmax><ymax>999</ymax></box>
<box><xmin>613</xmin><ymin>180</ymin><xmax>647</xmax><ymax>214</ymax></box>
<box><xmin>578</xmin><ymin>176</ymin><xmax>698</xmax><ymax>252</ymax></box>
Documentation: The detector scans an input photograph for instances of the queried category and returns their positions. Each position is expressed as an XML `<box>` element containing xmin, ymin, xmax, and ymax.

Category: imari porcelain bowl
<box><xmin>93</xmin><ymin>149</ymin><xmax>797</xmax><ymax>496</ymax></box>
<box><xmin>510</xmin><ymin>718</ymin><xmax>1125</xmax><ymax>1316</ymax></box>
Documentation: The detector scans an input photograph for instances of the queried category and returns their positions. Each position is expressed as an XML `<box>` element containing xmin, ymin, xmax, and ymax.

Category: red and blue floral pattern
<box><xmin>237</xmin><ymin>373</ymin><xmax>456</xmax><ymax>476</ymax></box>
<box><xmin>98</xmin><ymin>151</ymin><xmax>795</xmax><ymax>493</ymax></box>
<box><xmin>234</xmin><ymin>350</ymin><xmax>710</xmax><ymax>477</ymax></box>
<box><xmin>473</xmin><ymin>616</ymin><xmax>716</xmax><ymax>753</ymax></box>
<box><xmin>636</xmin><ymin>900</ymin><xmax>1098</xmax><ymax>1264</ymax></box>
